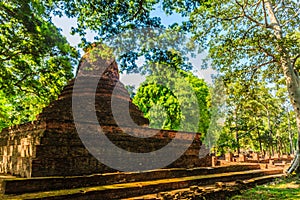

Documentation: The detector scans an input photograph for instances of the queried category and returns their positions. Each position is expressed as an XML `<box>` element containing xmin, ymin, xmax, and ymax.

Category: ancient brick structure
<box><xmin>0</xmin><ymin>46</ymin><xmax>210</xmax><ymax>178</ymax></box>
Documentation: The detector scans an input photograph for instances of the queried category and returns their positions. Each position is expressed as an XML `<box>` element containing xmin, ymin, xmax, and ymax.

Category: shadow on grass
<box><xmin>231</xmin><ymin>176</ymin><xmax>300</xmax><ymax>200</ymax></box>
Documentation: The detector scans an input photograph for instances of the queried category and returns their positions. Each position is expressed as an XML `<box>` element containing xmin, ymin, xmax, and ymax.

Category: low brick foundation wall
<box><xmin>0</xmin><ymin>121</ymin><xmax>209</xmax><ymax>178</ymax></box>
<box><xmin>0</xmin><ymin>122</ymin><xmax>44</xmax><ymax>177</ymax></box>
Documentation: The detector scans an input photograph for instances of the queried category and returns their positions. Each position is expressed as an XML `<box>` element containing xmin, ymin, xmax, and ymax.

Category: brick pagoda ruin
<box><xmin>0</xmin><ymin>46</ymin><xmax>210</xmax><ymax>178</ymax></box>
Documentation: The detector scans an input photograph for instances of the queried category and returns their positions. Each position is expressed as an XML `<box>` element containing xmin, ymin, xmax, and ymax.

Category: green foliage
<box><xmin>156</xmin><ymin>1</ymin><xmax>299</xmax><ymax>156</ymax></box>
<box><xmin>217</xmin><ymin>75</ymin><xmax>297</xmax><ymax>155</ymax></box>
<box><xmin>0</xmin><ymin>91</ymin><xmax>46</xmax><ymax>130</ymax></box>
<box><xmin>180</xmin><ymin>0</ymin><xmax>299</xmax><ymax>74</ymax></box>
<box><xmin>133</xmin><ymin>83</ymin><xmax>181</xmax><ymax>130</ymax></box>
<box><xmin>0</xmin><ymin>0</ymin><xmax>78</xmax><ymax>130</ymax></box>
<box><xmin>57</xmin><ymin>0</ymin><xmax>162</xmax><ymax>39</ymax></box>
<box><xmin>48</xmin><ymin>0</ymin><xmax>196</xmax><ymax>74</ymax></box>
<box><xmin>133</xmin><ymin>66</ymin><xmax>210</xmax><ymax>133</ymax></box>
<box><xmin>50</xmin><ymin>0</ymin><xmax>299</xmax><ymax>76</ymax></box>
<box><xmin>215</xmin><ymin>130</ymin><xmax>236</xmax><ymax>156</ymax></box>
<box><xmin>231</xmin><ymin>176</ymin><xmax>300</xmax><ymax>200</ymax></box>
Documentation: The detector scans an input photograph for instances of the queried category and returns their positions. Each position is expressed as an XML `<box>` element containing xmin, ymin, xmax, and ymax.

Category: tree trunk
<box><xmin>287</xmin><ymin>108</ymin><xmax>294</xmax><ymax>154</ymax></box>
<box><xmin>234</xmin><ymin>108</ymin><xmax>240</xmax><ymax>154</ymax></box>
<box><xmin>265</xmin><ymin>0</ymin><xmax>300</xmax><ymax>173</ymax></box>
<box><xmin>278</xmin><ymin>137</ymin><xmax>282</xmax><ymax>155</ymax></box>
<box><xmin>266</xmin><ymin>108</ymin><xmax>274</xmax><ymax>155</ymax></box>
<box><xmin>255</xmin><ymin>117</ymin><xmax>263</xmax><ymax>154</ymax></box>
<box><xmin>257</xmin><ymin>129</ymin><xmax>263</xmax><ymax>153</ymax></box>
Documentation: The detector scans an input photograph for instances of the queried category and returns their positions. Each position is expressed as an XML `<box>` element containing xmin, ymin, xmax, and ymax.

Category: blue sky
<box><xmin>51</xmin><ymin>8</ymin><xmax>215</xmax><ymax>87</ymax></box>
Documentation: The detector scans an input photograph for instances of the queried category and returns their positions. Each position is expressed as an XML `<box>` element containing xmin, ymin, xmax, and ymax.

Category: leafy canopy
<box><xmin>48</xmin><ymin>0</ymin><xmax>200</xmax><ymax>73</ymax></box>
<box><xmin>49</xmin><ymin>0</ymin><xmax>299</xmax><ymax>77</ymax></box>
<box><xmin>0</xmin><ymin>0</ymin><xmax>78</xmax><ymax>130</ymax></box>
<box><xmin>133</xmin><ymin>66</ymin><xmax>210</xmax><ymax>133</ymax></box>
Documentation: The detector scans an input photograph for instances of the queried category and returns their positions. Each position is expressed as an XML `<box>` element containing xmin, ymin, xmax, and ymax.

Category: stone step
<box><xmin>0</xmin><ymin>168</ymin><xmax>283</xmax><ymax>199</ymax></box>
<box><xmin>124</xmin><ymin>173</ymin><xmax>285</xmax><ymax>200</ymax></box>
<box><xmin>0</xmin><ymin>164</ymin><xmax>260</xmax><ymax>194</ymax></box>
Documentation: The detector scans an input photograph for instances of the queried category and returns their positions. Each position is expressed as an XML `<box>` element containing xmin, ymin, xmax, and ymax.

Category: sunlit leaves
<box><xmin>133</xmin><ymin>67</ymin><xmax>210</xmax><ymax>133</ymax></box>
<box><xmin>0</xmin><ymin>0</ymin><xmax>78</xmax><ymax>130</ymax></box>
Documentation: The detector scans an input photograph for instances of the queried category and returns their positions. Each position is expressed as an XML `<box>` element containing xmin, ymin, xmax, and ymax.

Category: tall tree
<box><xmin>219</xmin><ymin>75</ymin><xmax>297</xmax><ymax>156</ymax></box>
<box><xmin>133</xmin><ymin>67</ymin><xmax>210</xmax><ymax>133</ymax></box>
<box><xmin>167</xmin><ymin>0</ymin><xmax>300</xmax><ymax>171</ymax></box>
<box><xmin>0</xmin><ymin>0</ymin><xmax>78</xmax><ymax>130</ymax></box>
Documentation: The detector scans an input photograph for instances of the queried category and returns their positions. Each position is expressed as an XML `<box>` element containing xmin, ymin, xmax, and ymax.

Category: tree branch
<box><xmin>252</xmin><ymin>60</ymin><xmax>276</xmax><ymax>69</ymax></box>
<box><xmin>273</xmin><ymin>0</ymin><xmax>284</xmax><ymax>13</ymax></box>
<box><xmin>282</xmin><ymin>9</ymin><xmax>300</xmax><ymax>27</ymax></box>
<box><xmin>252</xmin><ymin>0</ymin><xmax>262</xmax><ymax>13</ymax></box>
<box><xmin>235</xmin><ymin>0</ymin><xmax>266</xmax><ymax>28</ymax></box>
<box><xmin>0</xmin><ymin>51</ymin><xmax>22</xmax><ymax>62</ymax></box>
<box><xmin>262</xmin><ymin>0</ymin><xmax>269</xmax><ymax>27</ymax></box>
<box><xmin>250</xmin><ymin>67</ymin><xmax>258</xmax><ymax>81</ymax></box>
<box><xmin>132</xmin><ymin>0</ymin><xmax>147</xmax><ymax>20</ymax></box>
<box><xmin>292</xmin><ymin>54</ymin><xmax>300</xmax><ymax>69</ymax></box>
<box><xmin>214</xmin><ymin>14</ymin><xmax>244</xmax><ymax>21</ymax></box>
<box><xmin>14</xmin><ymin>72</ymin><xmax>34</xmax><ymax>89</ymax></box>
<box><xmin>257</xmin><ymin>42</ymin><xmax>278</xmax><ymax>62</ymax></box>
<box><xmin>241</xmin><ymin>24</ymin><xmax>258</xmax><ymax>39</ymax></box>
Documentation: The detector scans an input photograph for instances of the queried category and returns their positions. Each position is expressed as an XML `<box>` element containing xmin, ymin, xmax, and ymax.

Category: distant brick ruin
<box><xmin>0</xmin><ymin>46</ymin><xmax>211</xmax><ymax>178</ymax></box>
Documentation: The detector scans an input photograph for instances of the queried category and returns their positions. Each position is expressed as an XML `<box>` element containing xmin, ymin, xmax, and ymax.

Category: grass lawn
<box><xmin>230</xmin><ymin>175</ymin><xmax>300</xmax><ymax>200</ymax></box>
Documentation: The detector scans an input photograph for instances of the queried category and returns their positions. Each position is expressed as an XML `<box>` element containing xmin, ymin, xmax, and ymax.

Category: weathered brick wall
<box><xmin>0</xmin><ymin>122</ymin><xmax>44</xmax><ymax>177</ymax></box>
<box><xmin>0</xmin><ymin>116</ymin><xmax>208</xmax><ymax>177</ymax></box>
<box><xmin>0</xmin><ymin>120</ymin><xmax>209</xmax><ymax>177</ymax></box>
<box><xmin>0</xmin><ymin>121</ymin><xmax>110</xmax><ymax>177</ymax></box>
<box><xmin>30</xmin><ymin>121</ymin><xmax>108</xmax><ymax>177</ymax></box>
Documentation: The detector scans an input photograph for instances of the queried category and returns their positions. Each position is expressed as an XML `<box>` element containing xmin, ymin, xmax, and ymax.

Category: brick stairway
<box><xmin>0</xmin><ymin>164</ymin><xmax>284</xmax><ymax>199</ymax></box>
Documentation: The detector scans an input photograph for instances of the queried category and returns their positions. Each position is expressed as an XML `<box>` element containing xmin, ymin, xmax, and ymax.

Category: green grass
<box><xmin>231</xmin><ymin>176</ymin><xmax>300</xmax><ymax>200</ymax></box>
